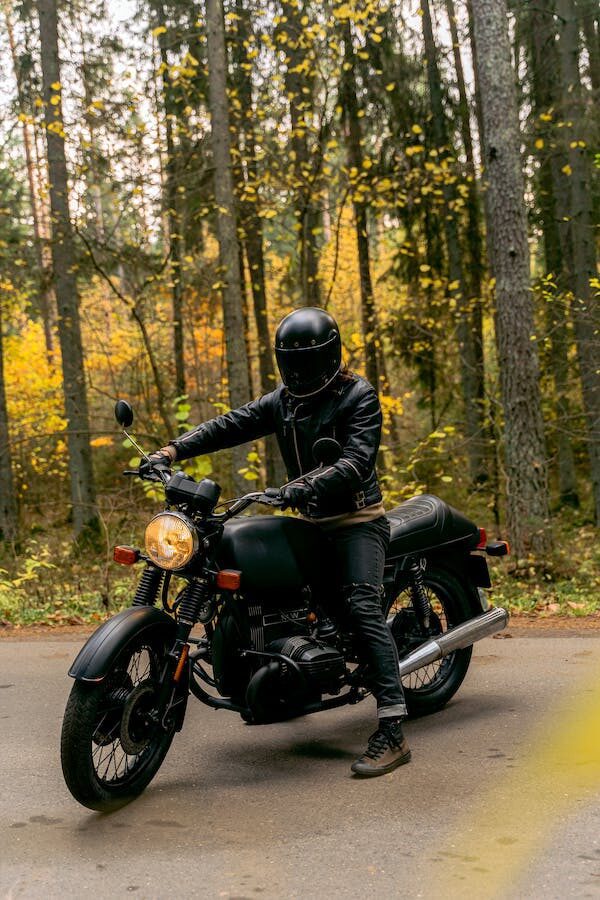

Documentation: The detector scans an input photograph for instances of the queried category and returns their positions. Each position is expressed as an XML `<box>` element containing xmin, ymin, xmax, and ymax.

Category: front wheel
<box><xmin>61</xmin><ymin>632</ymin><xmax>177</xmax><ymax>811</ymax></box>
<box><xmin>388</xmin><ymin>565</ymin><xmax>474</xmax><ymax>716</ymax></box>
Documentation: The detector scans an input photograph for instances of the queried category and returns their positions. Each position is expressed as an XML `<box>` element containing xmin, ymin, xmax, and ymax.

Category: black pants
<box><xmin>323</xmin><ymin>516</ymin><xmax>407</xmax><ymax>719</ymax></box>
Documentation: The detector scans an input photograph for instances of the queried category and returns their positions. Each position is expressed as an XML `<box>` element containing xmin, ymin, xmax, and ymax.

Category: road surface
<box><xmin>1</xmin><ymin>624</ymin><xmax>599</xmax><ymax>899</ymax></box>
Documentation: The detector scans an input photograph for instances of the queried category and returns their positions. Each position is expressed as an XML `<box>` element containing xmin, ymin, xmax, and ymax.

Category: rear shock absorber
<box><xmin>133</xmin><ymin>565</ymin><xmax>164</xmax><ymax>606</ymax></box>
<box><xmin>409</xmin><ymin>558</ymin><xmax>431</xmax><ymax>631</ymax></box>
<box><xmin>176</xmin><ymin>577</ymin><xmax>214</xmax><ymax>627</ymax></box>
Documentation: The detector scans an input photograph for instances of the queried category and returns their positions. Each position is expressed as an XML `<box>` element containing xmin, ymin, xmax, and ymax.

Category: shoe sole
<box><xmin>350</xmin><ymin>749</ymin><xmax>412</xmax><ymax>777</ymax></box>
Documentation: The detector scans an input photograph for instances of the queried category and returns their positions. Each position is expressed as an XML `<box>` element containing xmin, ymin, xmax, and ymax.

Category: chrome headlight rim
<box><xmin>144</xmin><ymin>511</ymin><xmax>199</xmax><ymax>571</ymax></box>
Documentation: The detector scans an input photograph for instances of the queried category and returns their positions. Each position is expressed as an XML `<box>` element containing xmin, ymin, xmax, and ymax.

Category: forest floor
<box><xmin>0</xmin><ymin>510</ymin><xmax>598</xmax><ymax>627</ymax></box>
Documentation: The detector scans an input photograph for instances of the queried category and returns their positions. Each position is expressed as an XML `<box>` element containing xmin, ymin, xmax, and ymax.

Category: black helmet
<box><xmin>275</xmin><ymin>307</ymin><xmax>342</xmax><ymax>398</ymax></box>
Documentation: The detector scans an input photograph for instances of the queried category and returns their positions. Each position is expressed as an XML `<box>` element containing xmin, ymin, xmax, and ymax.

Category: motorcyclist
<box><xmin>143</xmin><ymin>307</ymin><xmax>410</xmax><ymax>777</ymax></box>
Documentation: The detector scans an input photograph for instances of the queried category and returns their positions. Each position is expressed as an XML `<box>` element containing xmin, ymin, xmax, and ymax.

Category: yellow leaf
<box><xmin>386</xmin><ymin>82</ymin><xmax>395</xmax><ymax>92</ymax></box>
<box><xmin>333</xmin><ymin>4</ymin><xmax>351</xmax><ymax>20</ymax></box>
<box><xmin>561</xmin><ymin>164</ymin><xmax>572</xmax><ymax>176</ymax></box>
<box><xmin>51</xmin><ymin>81</ymin><xmax>61</xmax><ymax>91</ymax></box>
<box><xmin>152</xmin><ymin>25</ymin><xmax>167</xmax><ymax>36</ymax></box>
<box><xmin>535</xmin><ymin>138</ymin><xmax>544</xmax><ymax>149</ymax></box>
<box><xmin>411</xmin><ymin>124</ymin><xmax>422</xmax><ymax>135</ymax></box>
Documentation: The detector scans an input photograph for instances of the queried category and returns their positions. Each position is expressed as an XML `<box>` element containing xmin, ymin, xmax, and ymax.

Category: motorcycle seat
<box><xmin>385</xmin><ymin>494</ymin><xmax>480</xmax><ymax>558</ymax></box>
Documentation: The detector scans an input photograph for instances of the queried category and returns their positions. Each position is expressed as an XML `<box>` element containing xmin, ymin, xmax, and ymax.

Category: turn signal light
<box><xmin>216</xmin><ymin>569</ymin><xmax>242</xmax><ymax>590</ymax></box>
<box><xmin>113</xmin><ymin>546</ymin><xmax>140</xmax><ymax>565</ymax></box>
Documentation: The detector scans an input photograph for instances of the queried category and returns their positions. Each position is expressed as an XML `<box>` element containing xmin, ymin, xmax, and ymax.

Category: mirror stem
<box><xmin>123</xmin><ymin>429</ymin><xmax>151</xmax><ymax>462</ymax></box>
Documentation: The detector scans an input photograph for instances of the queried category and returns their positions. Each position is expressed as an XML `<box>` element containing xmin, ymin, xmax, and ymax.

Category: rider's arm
<box><xmin>306</xmin><ymin>382</ymin><xmax>382</xmax><ymax>499</ymax></box>
<box><xmin>167</xmin><ymin>391</ymin><xmax>277</xmax><ymax>462</ymax></box>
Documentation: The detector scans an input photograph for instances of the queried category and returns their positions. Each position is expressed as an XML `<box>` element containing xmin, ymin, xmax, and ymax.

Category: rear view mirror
<box><xmin>312</xmin><ymin>437</ymin><xmax>342</xmax><ymax>466</ymax></box>
<box><xmin>115</xmin><ymin>399</ymin><xmax>134</xmax><ymax>429</ymax></box>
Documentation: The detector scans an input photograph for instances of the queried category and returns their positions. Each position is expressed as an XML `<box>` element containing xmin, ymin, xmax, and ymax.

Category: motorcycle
<box><xmin>60</xmin><ymin>400</ymin><xmax>509</xmax><ymax>811</ymax></box>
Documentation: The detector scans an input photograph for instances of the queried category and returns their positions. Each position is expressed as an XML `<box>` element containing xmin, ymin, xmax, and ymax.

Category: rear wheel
<box><xmin>388</xmin><ymin>566</ymin><xmax>473</xmax><ymax>716</ymax></box>
<box><xmin>61</xmin><ymin>632</ymin><xmax>177</xmax><ymax>811</ymax></box>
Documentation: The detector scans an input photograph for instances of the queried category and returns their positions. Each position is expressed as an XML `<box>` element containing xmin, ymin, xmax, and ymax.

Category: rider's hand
<box><xmin>139</xmin><ymin>451</ymin><xmax>172</xmax><ymax>479</ymax></box>
<box><xmin>279</xmin><ymin>482</ymin><xmax>313</xmax><ymax>512</ymax></box>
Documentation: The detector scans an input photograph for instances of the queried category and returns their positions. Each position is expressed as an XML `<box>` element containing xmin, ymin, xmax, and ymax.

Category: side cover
<box><xmin>68</xmin><ymin>606</ymin><xmax>176</xmax><ymax>682</ymax></box>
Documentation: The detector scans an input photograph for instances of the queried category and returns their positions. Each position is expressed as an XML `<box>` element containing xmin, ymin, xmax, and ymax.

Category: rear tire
<box><xmin>388</xmin><ymin>565</ymin><xmax>474</xmax><ymax>716</ymax></box>
<box><xmin>61</xmin><ymin>632</ymin><xmax>176</xmax><ymax>811</ymax></box>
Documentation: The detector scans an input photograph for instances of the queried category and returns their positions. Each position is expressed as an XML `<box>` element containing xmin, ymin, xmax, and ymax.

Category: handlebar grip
<box><xmin>123</xmin><ymin>469</ymin><xmax>139</xmax><ymax>476</ymax></box>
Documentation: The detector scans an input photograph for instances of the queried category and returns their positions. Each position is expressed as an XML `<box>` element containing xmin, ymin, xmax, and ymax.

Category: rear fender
<box><xmin>386</xmin><ymin>552</ymin><xmax>489</xmax><ymax>617</ymax></box>
<box><xmin>68</xmin><ymin>606</ymin><xmax>177</xmax><ymax>683</ymax></box>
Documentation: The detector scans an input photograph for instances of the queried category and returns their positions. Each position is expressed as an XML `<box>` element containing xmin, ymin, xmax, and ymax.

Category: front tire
<box><xmin>388</xmin><ymin>565</ymin><xmax>474</xmax><ymax>716</ymax></box>
<box><xmin>61</xmin><ymin>632</ymin><xmax>177</xmax><ymax>811</ymax></box>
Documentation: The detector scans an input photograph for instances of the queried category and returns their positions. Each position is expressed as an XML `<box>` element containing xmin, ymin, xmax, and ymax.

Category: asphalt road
<box><xmin>1</xmin><ymin>626</ymin><xmax>599</xmax><ymax>900</ymax></box>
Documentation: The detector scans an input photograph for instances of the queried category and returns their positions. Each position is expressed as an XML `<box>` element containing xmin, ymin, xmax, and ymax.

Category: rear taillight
<box><xmin>477</xmin><ymin>528</ymin><xmax>487</xmax><ymax>549</ymax></box>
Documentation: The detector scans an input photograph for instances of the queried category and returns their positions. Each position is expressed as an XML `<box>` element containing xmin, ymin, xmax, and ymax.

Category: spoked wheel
<box><xmin>61</xmin><ymin>633</ymin><xmax>177</xmax><ymax>811</ymax></box>
<box><xmin>388</xmin><ymin>566</ymin><xmax>473</xmax><ymax>716</ymax></box>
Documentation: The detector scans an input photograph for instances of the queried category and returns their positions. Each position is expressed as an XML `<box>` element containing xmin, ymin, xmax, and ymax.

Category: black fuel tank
<box><xmin>217</xmin><ymin>515</ymin><xmax>328</xmax><ymax>591</ymax></box>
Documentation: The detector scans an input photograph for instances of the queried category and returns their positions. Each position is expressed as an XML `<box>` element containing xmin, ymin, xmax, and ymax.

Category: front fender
<box><xmin>68</xmin><ymin>606</ymin><xmax>176</xmax><ymax>682</ymax></box>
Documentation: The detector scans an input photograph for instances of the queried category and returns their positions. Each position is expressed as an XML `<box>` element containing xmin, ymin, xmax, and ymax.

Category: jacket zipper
<box><xmin>290</xmin><ymin>407</ymin><xmax>303</xmax><ymax>474</ymax></box>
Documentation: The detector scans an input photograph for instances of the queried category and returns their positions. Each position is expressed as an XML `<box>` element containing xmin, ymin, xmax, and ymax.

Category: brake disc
<box><xmin>119</xmin><ymin>681</ymin><xmax>158</xmax><ymax>755</ymax></box>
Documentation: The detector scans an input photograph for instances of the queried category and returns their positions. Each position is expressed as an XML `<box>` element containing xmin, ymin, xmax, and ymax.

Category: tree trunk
<box><xmin>556</xmin><ymin>0</ymin><xmax>600</xmax><ymax>523</ymax></box>
<box><xmin>205</xmin><ymin>0</ymin><xmax>252</xmax><ymax>493</ymax></box>
<box><xmin>340</xmin><ymin>19</ymin><xmax>379</xmax><ymax>391</ymax></box>
<box><xmin>577</xmin><ymin>0</ymin><xmax>600</xmax><ymax>92</ymax></box>
<box><xmin>37</xmin><ymin>0</ymin><xmax>98</xmax><ymax>538</ymax></box>
<box><xmin>5</xmin><ymin>7</ymin><xmax>55</xmax><ymax>365</ymax></box>
<box><xmin>421</xmin><ymin>0</ymin><xmax>486</xmax><ymax>484</ymax></box>
<box><xmin>0</xmin><ymin>304</ymin><xmax>18</xmax><ymax>544</ymax></box>
<box><xmin>471</xmin><ymin>0</ymin><xmax>551</xmax><ymax>557</ymax></box>
<box><xmin>528</xmin><ymin>0</ymin><xmax>579</xmax><ymax>507</ymax></box>
<box><xmin>233</xmin><ymin>0</ymin><xmax>286</xmax><ymax>487</ymax></box>
<box><xmin>280</xmin><ymin>0</ymin><xmax>321</xmax><ymax>305</ymax></box>
<box><xmin>153</xmin><ymin>0</ymin><xmax>185</xmax><ymax>399</ymax></box>
<box><xmin>444</xmin><ymin>0</ymin><xmax>487</xmax><ymax>486</ymax></box>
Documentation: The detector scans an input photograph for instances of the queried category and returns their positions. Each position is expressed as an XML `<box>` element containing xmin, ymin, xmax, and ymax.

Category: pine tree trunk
<box><xmin>340</xmin><ymin>20</ymin><xmax>379</xmax><ymax>392</ymax></box>
<box><xmin>529</xmin><ymin>0</ymin><xmax>579</xmax><ymax>507</ymax></box>
<box><xmin>578</xmin><ymin>0</ymin><xmax>600</xmax><ymax>92</ymax></box>
<box><xmin>233</xmin><ymin>0</ymin><xmax>286</xmax><ymax>487</ymax></box>
<box><xmin>280</xmin><ymin>0</ymin><xmax>321</xmax><ymax>305</ymax></box>
<box><xmin>0</xmin><ymin>304</ymin><xmax>18</xmax><ymax>544</ymax></box>
<box><xmin>421</xmin><ymin>0</ymin><xmax>486</xmax><ymax>484</ymax></box>
<box><xmin>5</xmin><ymin>8</ymin><xmax>55</xmax><ymax>365</ymax></box>
<box><xmin>556</xmin><ymin>0</ymin><xmax>600</xmax><ymax>523</ymax></box>
<box><xmin>205</xmin><ymin>0</ymin><xmax>252</xmax><ymax>493</ymax></box>
<box><xmin>153</xmin><ymin>0</ymin><xmax>185</xmax><ymax>399</ymax></box>
<box><xmin>471</xmin><ymin>0</ymin><xmax>551</xmax><ymax>557</ymax></box>
<box><xmin>37</xmin><ymin>0</ymin><xmax>98</xmax><ymax>538</ymax></box>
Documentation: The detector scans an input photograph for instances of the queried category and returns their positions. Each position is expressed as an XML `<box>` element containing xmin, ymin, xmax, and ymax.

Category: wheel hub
<box><xmin>119</xmin><ymin>681</ymin><xmax>158</xmax><ymax>755</ymax></box>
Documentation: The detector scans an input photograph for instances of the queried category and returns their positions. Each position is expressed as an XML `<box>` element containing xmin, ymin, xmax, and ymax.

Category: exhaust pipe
<box><xmin>398</xmin><ymin>606</ymin><xmax>509</xmax><ymax>678</ymax></box>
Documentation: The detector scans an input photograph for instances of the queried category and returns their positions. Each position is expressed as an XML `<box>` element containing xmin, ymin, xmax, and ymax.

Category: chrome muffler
<box><xmin>398</xmin><ymin>606</ymin><xmax>509</xmax><ymax>678</ymax></box>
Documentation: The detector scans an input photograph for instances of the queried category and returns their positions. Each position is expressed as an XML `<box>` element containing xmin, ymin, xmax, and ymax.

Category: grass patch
<box><xmin>0</xmin><ymin>511</ymin><xmax>598</xmax><ymax>627</ymax></box>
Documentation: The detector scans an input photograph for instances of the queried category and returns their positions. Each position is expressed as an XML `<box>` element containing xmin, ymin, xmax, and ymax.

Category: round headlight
<box><xmin>145</xmin><ymin>512</ymin><xmax>198</xmax><ymax>570</ymax></box>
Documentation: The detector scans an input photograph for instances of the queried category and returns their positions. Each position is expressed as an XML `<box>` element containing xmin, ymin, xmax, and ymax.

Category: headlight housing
<box><xmin>144</xmin><ymin>512</ymin><xmax>198</xmax><ymax>570</ymax></box>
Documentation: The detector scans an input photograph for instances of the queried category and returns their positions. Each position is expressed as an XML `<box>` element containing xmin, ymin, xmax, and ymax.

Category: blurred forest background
<box><xmin>0</xmin><ymin>0</ymin><xmax>598</xmax><ymax>624</ymax></box>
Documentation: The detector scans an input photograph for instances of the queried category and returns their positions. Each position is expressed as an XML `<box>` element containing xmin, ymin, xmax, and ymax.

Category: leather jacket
<box><xmin>170</xmin><ymin>373</ymin><xmax>383</xmax><ymax>519</ymax></box>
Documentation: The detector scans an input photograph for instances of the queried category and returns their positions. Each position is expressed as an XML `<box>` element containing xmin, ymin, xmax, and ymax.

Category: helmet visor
<box><xmin>276</xmin><ymin>337</ymin><xmax>341</xmax><ymax>397</ymax></box>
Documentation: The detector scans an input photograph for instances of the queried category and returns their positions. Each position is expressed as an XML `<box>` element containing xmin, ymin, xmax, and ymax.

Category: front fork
<box><xmin>133</xmin><ymin>564</ymin><xmax>216</xmax><ymax>731</ymax></box>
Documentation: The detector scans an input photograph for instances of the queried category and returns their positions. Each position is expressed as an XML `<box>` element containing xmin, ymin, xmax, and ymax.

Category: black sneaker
<box><xmin>350</xmin><ymin>722</ymin><xmax>411</xmax><ymax>777</ymax></box>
